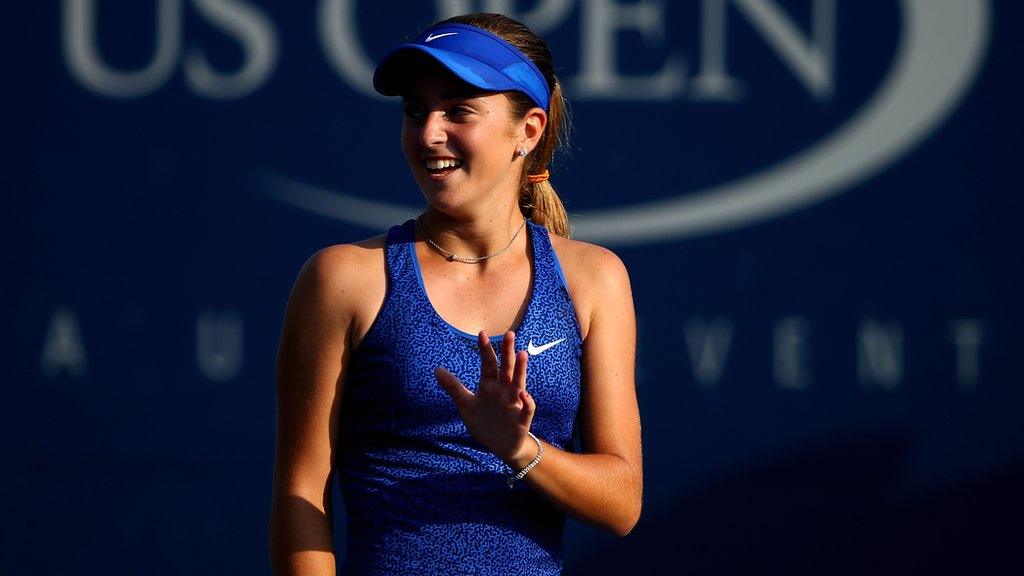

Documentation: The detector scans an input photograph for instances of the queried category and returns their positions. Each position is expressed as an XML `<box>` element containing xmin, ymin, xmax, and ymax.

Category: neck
<box><xmin>419</xmin><ymin>204</ymin><xmax>527</xmax><ymax>263</ymax></box>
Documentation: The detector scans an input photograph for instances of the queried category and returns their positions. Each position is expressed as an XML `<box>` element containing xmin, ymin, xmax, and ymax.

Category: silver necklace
<box><xmin>417</xmin><ymin>215</ymin><xmax>527</xmax><ymax>263</ymax></box>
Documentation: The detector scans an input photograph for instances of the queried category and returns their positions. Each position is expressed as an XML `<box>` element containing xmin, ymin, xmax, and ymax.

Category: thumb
<box><xmin>435</xmin><ymin>367</ymin><xmax>475</xmax><ymax>408</ymax></box>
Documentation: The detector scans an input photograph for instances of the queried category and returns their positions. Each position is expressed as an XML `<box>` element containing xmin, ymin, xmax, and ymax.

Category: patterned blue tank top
<box><xmin>338</xmin><ymin>219</ymin><xmax>582</xmax><ymax>575</ymax></box>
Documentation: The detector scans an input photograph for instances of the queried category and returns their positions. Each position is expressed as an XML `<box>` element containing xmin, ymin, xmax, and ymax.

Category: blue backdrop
<box><xmin>4</xmin><ymin>1</ymin><xmax>1021</xmax><ymax>573</ymax></box>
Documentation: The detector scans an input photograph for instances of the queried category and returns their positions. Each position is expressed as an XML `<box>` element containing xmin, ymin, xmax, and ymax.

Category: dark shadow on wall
<box><xmin>566</xmin><ymin>435</ymin><xmax>1023</xmax><ymax>576</ymax></box>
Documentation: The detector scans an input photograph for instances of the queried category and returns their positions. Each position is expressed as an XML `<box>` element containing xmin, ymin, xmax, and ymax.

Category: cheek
<box><xmin>400</xmin><ymin>130</ymin><xmax>419</xmax><ymax>165</ymax></box>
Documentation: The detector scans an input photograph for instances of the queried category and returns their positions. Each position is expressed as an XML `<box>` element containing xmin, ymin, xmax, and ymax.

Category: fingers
<box><xmin>501</xmin><ymin>331</ymin><xmax>516</xmax><ymax>385</ymax></box>
<box><xmin>517</xmin><ymin>389</ymin><xmax>536</xmax><ymax>428</ymax></box>
<box><xmin>434</xmin><ymin>367</ymin><xmax>474</xmax><ymax>408</ymax></box>
<box><xmin>510</xmin><ymin>350</ymin><xmax>528</xmax><ymax>410</ymax></box>
<box><xmin>512</xmin><ymin>349</ymin><xmax>528</xmax><ymax>392</ymax></box>
<box><xmin>477</xmin><ymin>331</ymin><xmax>499</xmax><ymax>378</ymax></box>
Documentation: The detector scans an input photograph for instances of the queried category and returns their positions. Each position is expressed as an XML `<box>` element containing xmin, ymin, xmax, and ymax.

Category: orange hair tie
<box><xmin>526</xmin><ymin>169</ymin><xmax>550</xmax><ymax>184</ymax></box>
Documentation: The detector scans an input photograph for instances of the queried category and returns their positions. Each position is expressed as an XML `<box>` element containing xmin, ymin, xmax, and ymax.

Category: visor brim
<box><xmin>374</xmin><ymin>45</ymin><xmax>522</xmax><ymax>98</ymax></box>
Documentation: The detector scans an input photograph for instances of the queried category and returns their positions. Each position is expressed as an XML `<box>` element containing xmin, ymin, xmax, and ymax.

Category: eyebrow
<box><xmin>403</xmin><ymin>89</ymin><xmax>492</xmax><ymax>103</ymax></box>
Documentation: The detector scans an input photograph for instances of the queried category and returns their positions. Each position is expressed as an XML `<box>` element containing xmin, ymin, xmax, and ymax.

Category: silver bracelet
<box><xmin>506</xmin><ymin>432</ymin><xmax>543</xmax><ymax>489</ymax></box>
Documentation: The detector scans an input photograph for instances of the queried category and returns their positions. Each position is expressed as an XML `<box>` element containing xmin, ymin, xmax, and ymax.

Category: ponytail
<box><xmin>518</xmin><ymin>69</ymin><xmax>572</xmax><ymax>238</ymax></box>
<box><xmin>525</xmin><ymin>179</ymin><xmax>570</xmax><ymax>238</ymax></box>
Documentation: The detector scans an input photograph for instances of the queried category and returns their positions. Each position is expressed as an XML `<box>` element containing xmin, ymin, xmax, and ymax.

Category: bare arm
<box><xmin>512</xmin><ymin>246</ymin><xmax>641</xmax><ymax>535</ymax></box>
<box><xmin>268</xmin><ymin>246</ymin><xmax>361</xmax><ymax>575</ymax></box>
<box><xmin>436</xmin><ymin>245</ymin><xmax>642</xmax><ymax>536</ymax></box>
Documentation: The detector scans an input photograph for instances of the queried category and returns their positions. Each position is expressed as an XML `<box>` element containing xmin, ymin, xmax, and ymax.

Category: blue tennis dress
<box><xmin>338</xmin><ymin>219</ymin><xmax>582</xmax><ymax>575</ymax></box>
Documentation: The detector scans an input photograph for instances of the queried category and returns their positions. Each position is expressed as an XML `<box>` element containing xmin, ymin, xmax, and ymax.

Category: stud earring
<box><xmin>518</xmin><ymin>149</ymin><xmax>528</xmax><ymax>157</ymax></box>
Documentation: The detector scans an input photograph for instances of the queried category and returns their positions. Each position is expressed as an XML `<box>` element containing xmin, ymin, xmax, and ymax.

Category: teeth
<box><xmin>426</xmin><ymin>159</ymin><xmax>462</xmax><ymax>170</ymax></box>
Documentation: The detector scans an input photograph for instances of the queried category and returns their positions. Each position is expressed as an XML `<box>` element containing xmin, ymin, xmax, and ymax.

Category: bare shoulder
<box><xmin>295</xmin><ymin>234</ymin><xmax>384</xmax><ymax>296</ymax></box>
<box><xmin>289</xmin><ymin>234</ymin><xmax>387</xmax><ymax>343</ymax></box>
<box><xmin>304</xmin><ymin>234</ymin><xmax>385</xmax><ymax>282</ymax></box>
<box><xmin>549</xmin><ymin>234</ymin><xmax>631</xmax><ymax>288</ymax></box>
<box><xmin>548</xmin><ymin>234</ymin><xmax>633</xmax><ymax>338</ymax></box>
<box><xmin>310</xmin><ymin>233</ymin><xmax>386</xmax><ymax>265</ymax></box>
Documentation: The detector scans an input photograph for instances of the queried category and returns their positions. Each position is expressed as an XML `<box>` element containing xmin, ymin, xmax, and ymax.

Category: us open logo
<box><xmin>257</xmin><ymin>0</ymin><xmax>990</xmax><ymax>245</ymax></box>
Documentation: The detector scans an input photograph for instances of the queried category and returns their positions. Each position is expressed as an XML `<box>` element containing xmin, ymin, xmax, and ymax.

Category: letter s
<box><xmin>317</xmin><ymin>0</ymin><xmax>381</xmax><ymax>98</ymax></box>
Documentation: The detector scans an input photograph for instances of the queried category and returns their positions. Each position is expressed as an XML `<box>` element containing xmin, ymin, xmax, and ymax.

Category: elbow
<box><xmin>602</xmin><ymin>512</ymin><xmax>639</xmax><ymax>538</ymax></box>
<box><xmin>616</xmin><ymin>501</ymin><xmax>643</xmax><ymax>537</ymax></box>
<box><xmin>614</xmin><ymin>462</ymin><xmax>643</xmax><ymax>537</ymax></box>
<box><xmin>602</xmin><ymin>459</ymin><xmax>643</xmax><ymax>537</ymax></box>
<box><xmin>599</xmin><ymin>497</ymin><xmax>642</xmax><ymax>537</ymax></box>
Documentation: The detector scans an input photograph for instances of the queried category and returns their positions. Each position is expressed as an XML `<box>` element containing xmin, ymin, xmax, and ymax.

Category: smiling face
<box><xmin>401</xmin><ymin>65</ymin><xmax>527</xmax><ymax>218</ymax></box>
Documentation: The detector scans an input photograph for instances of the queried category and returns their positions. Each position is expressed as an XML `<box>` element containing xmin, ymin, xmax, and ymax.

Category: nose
<box><xmin>419</xmin><ymin>111</ymin><xmax>447</xmax><ymax>147</ymax></box>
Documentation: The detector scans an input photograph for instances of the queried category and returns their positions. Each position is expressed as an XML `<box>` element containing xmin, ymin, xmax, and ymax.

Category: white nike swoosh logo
<box><xmin>527</xmin><ymin>338</ymin><xmax>566</xmax><ymax>356</ymax></box>
<box><xmin>425</xmin><ymin>32</ymin><xmax>458</xmax><ymax>43</ymax></box>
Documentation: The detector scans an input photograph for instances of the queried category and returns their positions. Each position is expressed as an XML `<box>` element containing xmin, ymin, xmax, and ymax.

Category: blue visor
<box><xmin>373</xmin><ymin>23</ymin><xmax>550</xmax><ymax>111</ymax></box>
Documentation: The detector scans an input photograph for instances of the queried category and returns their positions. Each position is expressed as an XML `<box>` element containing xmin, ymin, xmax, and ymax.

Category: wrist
<box><xmin>505</xmin><ymin>435</ymin><xmax>541</xmax><ymax>470</ymax></box>
<box><xmin>504</xmin><ymin>432</ymin><xmax>544</xmax><ymax>489</ymax></box>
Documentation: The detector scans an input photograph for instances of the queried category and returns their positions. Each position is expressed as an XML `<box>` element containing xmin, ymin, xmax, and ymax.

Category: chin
<box><xmin>421</xmin><ymin>192</ymin><xmax>478</xmax><ymax>220</ymax></box>
<box><xmin>418</xmin><ymin>185</ymin><xmax>458</xmax><ymax>207</ymax></box>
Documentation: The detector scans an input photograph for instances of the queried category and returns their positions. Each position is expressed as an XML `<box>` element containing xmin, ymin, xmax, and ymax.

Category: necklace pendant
<box><xmin>447</xmin><ymin>254</ymin><xmax>456</xmax><ymax>262</ymax></box>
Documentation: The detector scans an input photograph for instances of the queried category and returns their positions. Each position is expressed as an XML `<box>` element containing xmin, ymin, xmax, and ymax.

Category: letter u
<box><xmin>62</xmin><ymin>0</ymin><xmax>182</xmax><ymax>98</ymax></box>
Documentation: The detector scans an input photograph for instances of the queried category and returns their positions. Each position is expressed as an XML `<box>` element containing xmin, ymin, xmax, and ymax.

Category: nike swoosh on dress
<box><xmin>527</xmin><ymin>338</ymin><xmax>566</xmax><ymax>356</ymax></box>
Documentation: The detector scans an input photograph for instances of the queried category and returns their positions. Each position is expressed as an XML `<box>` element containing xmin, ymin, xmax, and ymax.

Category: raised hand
<box><xmin>435</xmin><ymin>330</ymin><xmax>537</xmax><ymax>465</ymax></box>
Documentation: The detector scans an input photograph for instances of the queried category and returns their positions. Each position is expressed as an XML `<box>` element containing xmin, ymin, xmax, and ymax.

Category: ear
<box><xmin>520</xmin><ymin>107</ymin><xmax>548</xmax><ymax>153</ymax></box>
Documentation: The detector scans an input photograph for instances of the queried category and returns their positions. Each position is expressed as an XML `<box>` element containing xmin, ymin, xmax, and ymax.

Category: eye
<box><xmin>402</xmin><ymin>105</ymin><xmax>425</xmax><ymax>121</ymax></box>
<box><xmin>445</xmin><ymin>106</ymin><xmax>474</xmax><ymax>120</ymax></box>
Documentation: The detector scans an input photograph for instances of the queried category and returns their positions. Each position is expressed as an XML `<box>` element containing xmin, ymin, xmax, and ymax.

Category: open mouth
<box><xmin>424</xmin><ymin>158</ymin><xmax>464</xmax><ymax>178</ymax></box>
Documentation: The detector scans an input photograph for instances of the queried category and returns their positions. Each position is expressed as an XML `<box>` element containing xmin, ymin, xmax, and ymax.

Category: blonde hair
<box><xmin>437</xmin><ymin>13</ymin><xmax>573</xmax><ymax>238</ymax></box>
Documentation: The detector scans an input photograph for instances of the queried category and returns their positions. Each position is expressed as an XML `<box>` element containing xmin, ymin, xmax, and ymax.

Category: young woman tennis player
<box><xmin>270</xmin><ymin>13</ymin><xmax>642</xmax><ymax>575</ymax></box>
